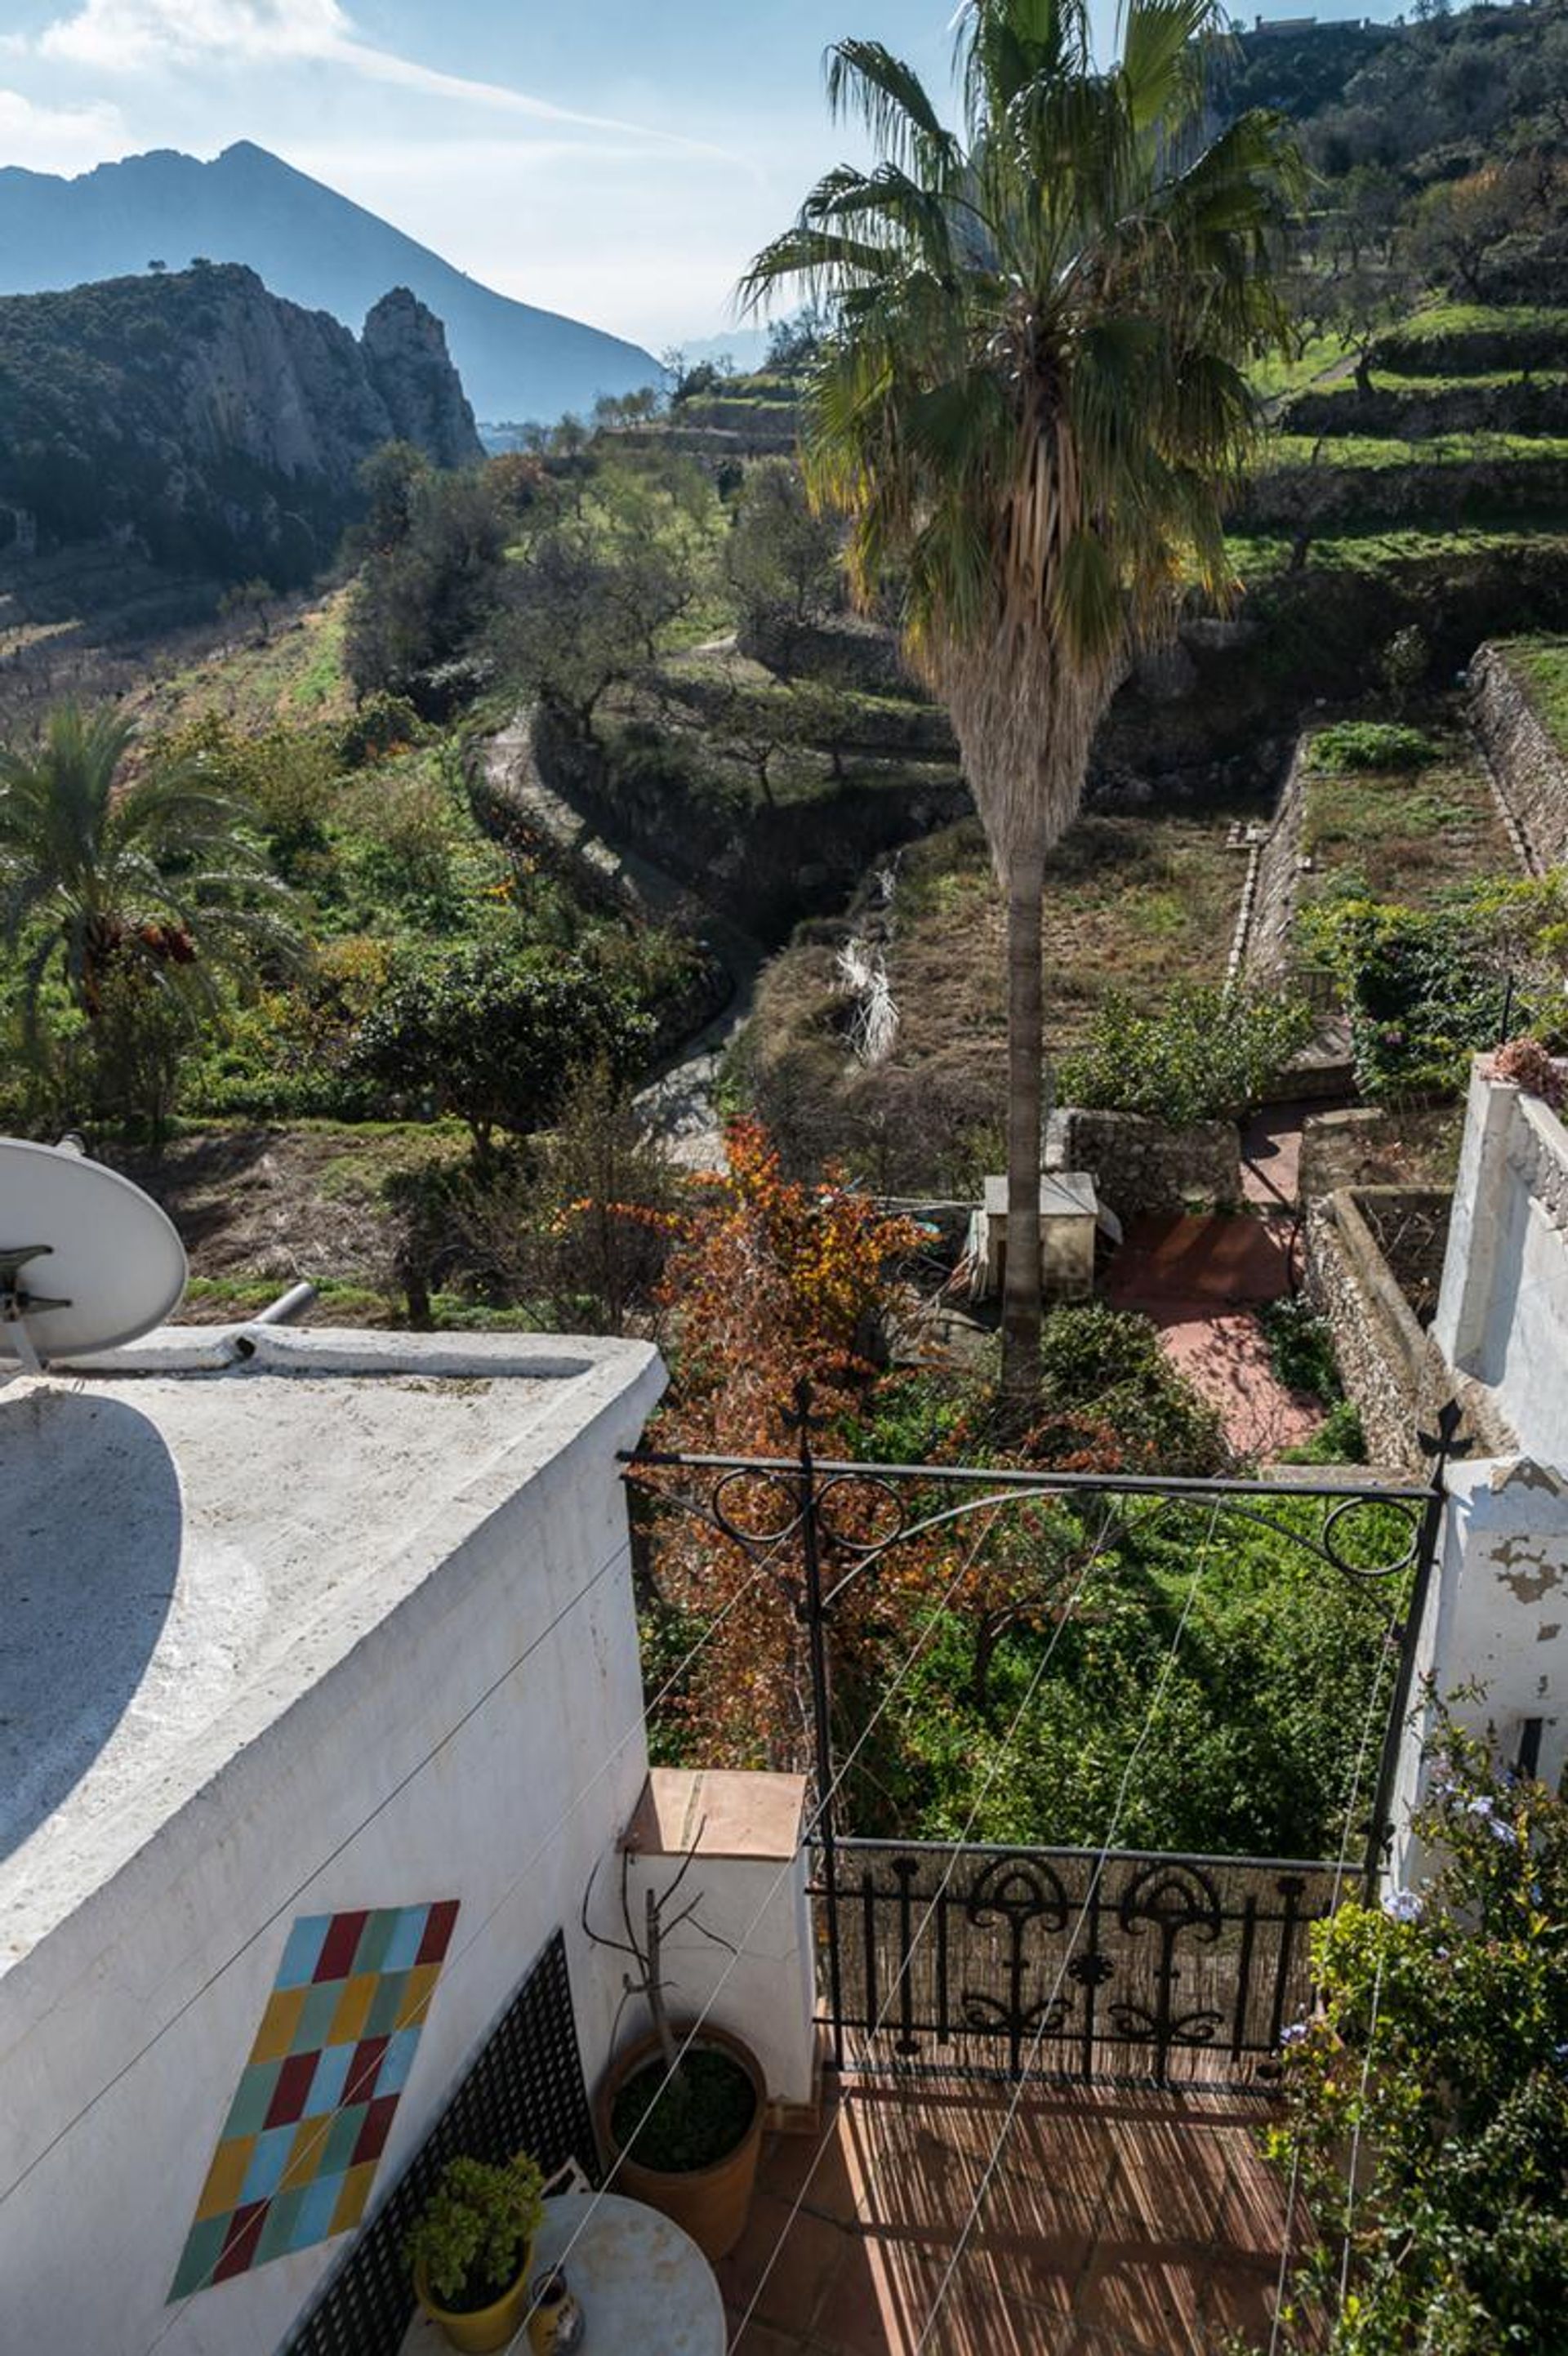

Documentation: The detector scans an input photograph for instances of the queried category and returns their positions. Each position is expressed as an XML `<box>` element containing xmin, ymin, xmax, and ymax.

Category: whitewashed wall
<box><xmin>1391</xmin><ymin>1060</ymin><xmax>1568</xmax><ymax>1883</ymax></box>
<box><xmin>1390</xmin><ymin>1454</ymin><xmax>1568</xmax><ymax>1886</ymax></box>
<box><xmin>0</xmin><ymin>1350</ymin><xmax>663</xmax><ymax>2356</ymax></box>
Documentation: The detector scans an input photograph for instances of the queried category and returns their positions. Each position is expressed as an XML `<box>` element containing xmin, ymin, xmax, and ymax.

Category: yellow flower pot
<box><xmin>414</xmin><ymin>2243</ymin><xmax>535</xmax><ymax>2355</ymax></box>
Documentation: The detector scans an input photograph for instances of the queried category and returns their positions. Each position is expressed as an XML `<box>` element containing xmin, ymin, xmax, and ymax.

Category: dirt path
<box><xmin>479</xmin><ymin>711</ymin><xmax>764</xmax><ymax>1169</ymax></box>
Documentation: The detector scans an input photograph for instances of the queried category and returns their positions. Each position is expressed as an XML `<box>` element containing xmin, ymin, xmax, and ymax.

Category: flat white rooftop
<box><xmin>0</xmin><ymin>1325</ymin><xmax>659</xmax><ymax>1975</ymax></box>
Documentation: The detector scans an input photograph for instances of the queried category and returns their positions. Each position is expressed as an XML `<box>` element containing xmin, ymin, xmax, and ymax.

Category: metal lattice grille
<box><xmin>817</xmin><ymin>1842</ymin><xmax>1339</xmax><ymax>2087</ymax></box>
<box><xmin>280</xmin><ymin>1929</ymin><xmax>596</xmax><ymax>2356</ymax></box>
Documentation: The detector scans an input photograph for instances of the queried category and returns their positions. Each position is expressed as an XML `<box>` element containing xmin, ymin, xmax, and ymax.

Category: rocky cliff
<box><xmin>0</xmin><ymin>263</ymin><xmax>483</xmax><ymax>585</ymax></box>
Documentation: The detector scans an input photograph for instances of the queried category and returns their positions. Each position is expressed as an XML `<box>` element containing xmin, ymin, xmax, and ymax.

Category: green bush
<box><xmin>348</xmin><ymin>936</ymin><xmax>657</xmax><ymax>1156</ymax></box>
<box><xmin>1258</xmin><ymin>1295</ymin><xmax>1344</xmax><ymax>1405</ymax></box>
<box><xmin>1272</xmin><ymin>1716</ymin><xmax>1568</xmax><ymax>2354</ymax></box>
<box><xmin>1307</xmin><ymin>719</ymin><xmax>1440</xmax><ymax>773</ymax></box>
<box><xmin>1058</xmin><ymin>983</ymin><xmax>1315</xmax><ymax>1125</ymax></box>
<box><xmin>1303</xmin><ymin>895</ymin><xmax>1522</xmax><ymax>1102</ymax></box>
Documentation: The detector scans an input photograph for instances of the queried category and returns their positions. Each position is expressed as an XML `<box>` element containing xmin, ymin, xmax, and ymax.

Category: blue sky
<box><xmin>0</xmin><ymin>0</ymin><xmax>1405</xmax><ymax>353</ymax></box>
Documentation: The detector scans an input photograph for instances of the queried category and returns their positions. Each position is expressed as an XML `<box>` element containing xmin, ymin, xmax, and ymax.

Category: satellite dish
<box><xmin>0</xmin><ymin>1138</ymin><xmax>187</xmax><ymax>1371</ymax></box>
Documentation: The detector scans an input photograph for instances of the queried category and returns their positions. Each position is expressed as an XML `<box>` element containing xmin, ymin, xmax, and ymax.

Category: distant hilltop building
<box><xmin>1248</xmin><ymin>13</ymin><xmax>1377</xmax><ymax>30</ymax></box>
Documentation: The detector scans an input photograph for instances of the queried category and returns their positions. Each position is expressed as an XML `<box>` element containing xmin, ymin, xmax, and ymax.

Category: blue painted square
<box><xmin>275</xmin><ymin>1915</ymin><xmax>332</xmax><ymax>1989</ymax></box>
<box><xmin>240</xmin><ymin>2124</ymin><xmax>297</xmax><ymax>2206</ymax></box>
<box><xmin>377</xmin><ymin>2025</ymin><xmax>422</xmax><ymax>2099</ymax></box>
<box><xmin>307</xmin><ymin>2042</ymin><xmax>355</xmax><ymax>2114</ymax></box>
<box><xmin>293</xmin><ymin>2170</ymin><xmax>347</xmax><ymax>2251</ymax></box>
<box><xmin>381</xmin><ymin>1905</ymin><xmax>429</xmax><ymax>1973</ymax></box>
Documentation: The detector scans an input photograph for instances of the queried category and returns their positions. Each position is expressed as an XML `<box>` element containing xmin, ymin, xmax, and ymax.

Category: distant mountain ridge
<box><xmin>0</xmin><ymin>264</ymin><xmax>482</xmax><ymax>585</ymax></box>
<box><xmin>0</xmin><ymin>142</ymin><xmax>662</xmax><ymax>425</ymax></box>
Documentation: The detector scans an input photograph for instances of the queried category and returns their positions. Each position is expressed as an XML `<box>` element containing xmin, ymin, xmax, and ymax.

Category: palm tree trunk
<box><xmin>1001</xmin><ymin>850</ymin><xmax>1045</xmax><ymax>1397</ymax></box>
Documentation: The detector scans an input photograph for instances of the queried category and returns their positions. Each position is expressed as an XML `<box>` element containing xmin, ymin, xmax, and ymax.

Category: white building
<box><xmin>0</xmin><ymin>1325</ymin><xmax>684</xmax><ymax>2355</ymax></box>
<box><xmin>1391</xmin><ymin>1058</ymin><xmax>1568</xmax><ymax>1876</ymax></box>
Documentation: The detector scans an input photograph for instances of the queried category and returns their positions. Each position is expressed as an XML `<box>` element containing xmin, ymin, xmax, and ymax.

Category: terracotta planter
<box><xmin>594</xmin><ymin>2021</ymin><xmax>766</xmax><ymax>2260</ymax></box>
<box><xmin>414</xmin><ymin>2242</ymin><xmax>535</xmax><ymax>2355</ymax></box>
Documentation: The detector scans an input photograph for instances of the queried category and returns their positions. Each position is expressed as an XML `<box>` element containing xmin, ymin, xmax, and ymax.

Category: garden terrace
<box><xmin>743</xmin><ymin>802</ymin><xmax>1258</xmax><ymax>1190</ymax></box>
<box><xmin>1295</xmin><ymin>719</ymin><xmax>1517</xmax><ymax>914</ymax></box>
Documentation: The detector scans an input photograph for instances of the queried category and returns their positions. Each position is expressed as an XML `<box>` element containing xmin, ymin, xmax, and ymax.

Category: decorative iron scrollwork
<box><xmin>966</xmin><ymin>1855</ymin><xmax>1072</xmax><ymax>1934</ymax></box>
<box><xmin>710</xmin><ymin>1467</ymin><xmax>803</xmax><ymax>1551</ymax></box>
<box><xmin>1119</xmin><ymin>1860</ymin><xmax>1224</xmax><ymax>1943</ymax></box>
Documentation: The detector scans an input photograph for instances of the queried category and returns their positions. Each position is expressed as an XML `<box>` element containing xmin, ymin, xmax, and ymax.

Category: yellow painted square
<box><xmin>327</xmin><ymin>1972</ymin><xmax>377</xmax><ymax>2046</ymax></box>
<box><xmin>283</xmin><ymin>2113</ymin><xmax>334</xmax><ymax>2193</ymax></box>
<box><xmin>394</xmin><ymin>1964</ymin><xmax>441</xmax><ymax>2031</ymax></box>
<box><xmin>195</xmin><ymin>2136</ymin><xmax>256</xmax><ymax>2223</ymax></box>
<box><xmin>248</xmin><ymin>1985</ymin><xmax>308</xmax><ymax>2066</ymax></box>
<box><xmin>331</xmin><ymin>2162</ymin><xmax>379</xmax><ymax>2237</ymax></box>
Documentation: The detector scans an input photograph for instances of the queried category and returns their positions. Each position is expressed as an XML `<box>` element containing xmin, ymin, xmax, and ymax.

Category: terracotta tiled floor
<box><xmin>1102</xmin><ymin>1210</ymin><xmax>1319</xmax><ymax>1457</ymax></box>
<box><xmin>718</xmin><ymin>2075</ymin><xmax>1316</xmax><ymax>2355</ymax></box>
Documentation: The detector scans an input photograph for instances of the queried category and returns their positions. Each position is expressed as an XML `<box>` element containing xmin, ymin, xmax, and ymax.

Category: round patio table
<box><xmin>399</xmin><ymin>2189</ymin><xmax>726</xmax><ymax>2354</ymax></box>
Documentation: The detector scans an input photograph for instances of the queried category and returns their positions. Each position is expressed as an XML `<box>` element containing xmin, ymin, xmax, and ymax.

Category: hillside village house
<box><xmin>1</xmin><ymin>1052</ymin><xmax>1566</xmax><ymax>2354</ymax></box>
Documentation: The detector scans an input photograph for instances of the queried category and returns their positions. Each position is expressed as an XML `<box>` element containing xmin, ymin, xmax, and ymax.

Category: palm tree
<box><xmin>743</xmin><ymin>0</ymin><xmax>1302</xmax><ymax>1392</ymax></box>
<box><xmin>0</xmin><ymin>702</ymin><xmax>295</xmax><ymax>1040</ymax></box>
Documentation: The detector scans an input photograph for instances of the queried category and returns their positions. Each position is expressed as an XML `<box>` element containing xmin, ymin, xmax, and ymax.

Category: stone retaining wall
<box><xmin>1046</xmin><ymin>1107</ymin><xmax>1241</xmax><ymax>1222</ymax></box>
<box><xmin>1245</xmin><ymin>738</ymin><xmax>1309</xmax><ymax>985</ymax></box>
<box><xmin>1469</xmin><ymin>641</ymin><xmax>1568</xmax><ymax>872</ymax></box>
<box><xmin>1305</xmin><ymin>1188</ymin><xmax>1438</xmax><ymax>1471</ymax></box>
<box><xmin>1306</xmin><ymin>1182</ymin><xmax>1511</xmax><ymax>1470</ymax></box>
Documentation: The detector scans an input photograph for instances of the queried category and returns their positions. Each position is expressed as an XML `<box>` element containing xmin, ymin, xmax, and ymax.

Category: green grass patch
<box><xmin>1265</xmin><ymin>432</ymin><xmax>1568</xmax><ymax>471</ymax></box>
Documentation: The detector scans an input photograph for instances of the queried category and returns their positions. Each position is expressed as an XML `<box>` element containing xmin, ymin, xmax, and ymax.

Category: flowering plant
<box><xmin>1269</xmin><ymin>1712</ymin><xmax>1568</xmax><ymax>2352</ymax></box>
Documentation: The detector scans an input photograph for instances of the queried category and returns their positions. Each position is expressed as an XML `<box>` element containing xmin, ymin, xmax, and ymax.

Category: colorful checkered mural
<box><xmin>170</xmin><ymin>1900</ymin><xmax>459</xmax><ymax>2300</ymax></box>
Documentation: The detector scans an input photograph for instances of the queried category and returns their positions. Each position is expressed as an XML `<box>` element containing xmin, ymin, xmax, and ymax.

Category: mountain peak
<box><xmin>0</xmin><ymin>144</ymin><xmax>660</xmax><ymax>425</ymax></box>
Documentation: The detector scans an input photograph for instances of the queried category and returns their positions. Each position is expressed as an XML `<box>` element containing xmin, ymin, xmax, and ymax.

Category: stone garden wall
<box><xmin>1469</xmin><ymin>642</ymin><xmax>1568</xmax><ymax>874</ymax></box>
<box><xmin>1046</xmin><ymin>1107</ymin><xmax>1241</xmax><ymax>1222</ymax></box>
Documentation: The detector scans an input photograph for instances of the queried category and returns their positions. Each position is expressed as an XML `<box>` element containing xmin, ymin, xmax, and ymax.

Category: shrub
<box><xmin>1307</xmin><ymin>719</ymin><xmax>1440</xmax><ymax>773</ymax></box>
<box><xmin>1058</xmin><ymin>983</ymin><xmax>1315</xmax><ymax>1125</ymax></box>
<box><xmin>1272</xmin><ymin>1716</ymin><xmax>1568</xmax><ymax>2354</ymax></box>
<box><xmin>348</xmin><ymin>937</ymin><xmax>656</xmax><ymax>1156</ymax></box>
<box><xmin>1258</xmin><ymin>1295</ymin><xmax>1344</xmax><ymax>1405</ymax></box>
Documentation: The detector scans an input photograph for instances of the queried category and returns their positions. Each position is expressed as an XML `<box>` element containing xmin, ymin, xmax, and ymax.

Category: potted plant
<box><xmin>584</xmin><ymin>1839</ymin><xmax>767</xmax><ymax>2261</ymax></box>
<box><xmin>405</xmin><ymin>2150</ymin><xmax>546</xmax><ymax>2354</ymax></box>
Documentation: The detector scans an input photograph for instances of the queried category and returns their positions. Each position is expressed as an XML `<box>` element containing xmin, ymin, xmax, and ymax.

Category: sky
<box><xmin>0</xmin><ymin>0</ymin><xmax>1407</xmax><ymax>355</ymax></box>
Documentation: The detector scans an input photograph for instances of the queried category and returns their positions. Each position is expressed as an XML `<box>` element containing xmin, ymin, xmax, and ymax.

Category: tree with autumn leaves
<box><xmin>634</xmin><ymin>1120</ymin><xmax>1227</xmax><ymax>1789</ymax></box>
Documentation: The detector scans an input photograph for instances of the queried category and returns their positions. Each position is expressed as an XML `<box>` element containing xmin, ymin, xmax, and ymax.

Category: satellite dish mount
<box><xmin>0</xmin><ymin>1140</ymin><xmax>186</xmax><ymax>1370</ymax></box>
<box><xmin>0</xmin><ymin>1245</ymin><xmax>71</xmax><ymax>1375</ymax></box>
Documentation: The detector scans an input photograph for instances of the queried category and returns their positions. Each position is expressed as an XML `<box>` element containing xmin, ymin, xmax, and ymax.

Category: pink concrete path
<box><xmin>1103</xmin><ymin>1207</ymin><xmax>1319</xmax><ymax>1459</ymax></box>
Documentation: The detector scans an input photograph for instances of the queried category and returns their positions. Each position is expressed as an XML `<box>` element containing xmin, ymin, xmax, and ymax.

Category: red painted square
<box><xmin>353</xmin><ymin>2092</ymin><xmax>401</xmax><ymax>2168</ymax></box>
<box><xmin>212</xmin><ymin>2201</ymin><xmax>270</xmax><ymax>2283</ymax></box>
<box><xmin>264</xmin><ymin>2050</ymin><xmax>320</xmax><ymax>2130</ymax></box>
<box><xmin>416</xmin><ymin>1899</ymin><xmax>459</xmax><ymax>1966</ymax></box>
<box><xmin>313</xmin><ymin>1910</ymin><xmax>369</xmax><ymax>1983</ymax></box>
<box><xmin>345</xmin><ymin>2036</ymin><xmax>390</xmax><ymax>2105</ymax></box>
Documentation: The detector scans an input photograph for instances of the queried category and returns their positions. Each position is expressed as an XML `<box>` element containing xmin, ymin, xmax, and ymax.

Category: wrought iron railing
<box><xmin>813</xmin><ymin>1839</ymin><xmax>1339</xmax><ymax>2087</ymax></box>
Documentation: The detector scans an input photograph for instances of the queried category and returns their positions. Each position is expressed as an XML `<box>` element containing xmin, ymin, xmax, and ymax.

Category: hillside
<box><xmin>0</xmin><ymin>264</ymin><xmax>481</xmax><ymax>587</ymax></box>
<box><xmin>0</xmin><ymin>142</ymin><xmax>662</xmax><ymax>430</ymax></box>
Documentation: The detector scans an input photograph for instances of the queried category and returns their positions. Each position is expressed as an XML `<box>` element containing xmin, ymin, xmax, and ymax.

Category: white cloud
<box><xmin>0</xmin><ymin>85</ymin><xmax>126</xmax><ymax>168</ymax></box>
<box><xmin>34</xmin><ymin>0</ymin><xmax>741</xmax><ymax>158</ymax></box>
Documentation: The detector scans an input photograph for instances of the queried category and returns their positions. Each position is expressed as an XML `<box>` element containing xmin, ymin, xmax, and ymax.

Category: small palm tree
<box><xmin>0</xmin><ymin>702</ymin><xmax>296</xmax><ymax>1039</ymax></box>
<box><xmin>744</xmin><ymin>0</ymin><xmax>1302</xmax><ymax>1391</ymax></box>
